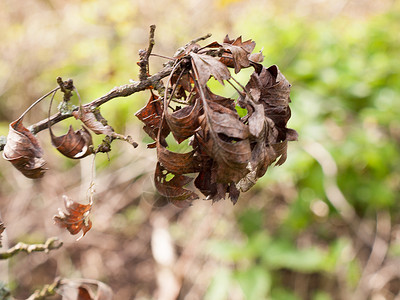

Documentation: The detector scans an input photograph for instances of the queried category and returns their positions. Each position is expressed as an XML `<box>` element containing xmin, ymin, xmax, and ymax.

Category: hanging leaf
<box><xmin>164</xmin><ymin>96</ymin><xmax>202</xmax><ymax>143</ymax></box>
<box><xmin>221</xmin><ymin>35</ymin><xmax>256</xmax><ymax>73</ymax></box>
<box><xmin>246</xmin><ymin>65</ymin><xmax>297</xmax><ymax>142</ymax></box>
<box><xmin>53</xmin><ymin>195</ymin><xmax>92</xmax><ymax>240</ymax></box>
<box><xmin>2</xmin><ymin>119</ymin><xmax>46</xmax><ymax>179</ymax></box>
<box><xmin>50</xmin><ymin>125</ymin><xmax>93</xmax><ymax>159</ymax></box>
<box><xmin>135</xmin><ymin>93</ymin><xmax>169</xmax><ymax>147</ymax></box>
<box><xmin>72</xmin><ymin>107</ymin><xmax>114</xmax><ymax>136</ymax></box>
<box><xmin>154</xmin><ymin>163</ymin><xmax>198</xmax><ymax>208</ymax></box>
<box><xmin>196</xmin><ymin>100</ymin><xmax>251</xmax><ymax>184</ymax></box>
<box><xmin>157</xmin><ymin>142</ymin><xmax>201</xmax><ymax>175</ymax></box>
<box><xmin>204</xmin><ymin>35</ymin><xmax>262</xmax><ymax>73</ymax></box>
<box><xmin>190</xmin><ymin>52</ymin><xmax>231</xmax><ymax>87</ymax></box>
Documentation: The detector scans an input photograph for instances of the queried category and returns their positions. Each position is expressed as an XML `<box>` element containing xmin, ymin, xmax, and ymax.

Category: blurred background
<box><xmin>0</xmin><ymin>0</ymin><xmax>399</xmax><ymax>299</ymax></box>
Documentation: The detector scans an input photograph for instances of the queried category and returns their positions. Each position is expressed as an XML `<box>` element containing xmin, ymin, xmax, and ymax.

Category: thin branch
<box><xmin>29</xmin><ymin>64</ymin><xmax>174</xmax><ymax>135</ymax></box>
<box><xmin>187</xmin><ymin>33</ymin><xmax>212</xmax><ymax>46</ymax></box>
<box><xmin>26</xmin><ymin>277</ymin><xmax>62</xmax><ymax>300</ymax></box>
<box><xmin>173</xmin><ymin>33</ymin><xmax>212</xmax><ymax>58</ymax></box>
<box><xmin>1</xmin><ymin>29</ymin><xmax>211</xmax><ymax>140</ymax></box>
<box><xmin>17</xmin><ymin>87</ymin><xmax>60</xmax><ymax>122</ymax></box>
<box><xmin>150</xmin><ymin>53</ymin><xmax>175</xmax><ymax>60</ymax></box>
<box><xmin>139</xmin><ymin>24</ymin><xmax>156</xmax><ymax>81</ymax></box>
<box><xmin>0</xmin><ymin>237</ymin><xmax>63</xmax><ymax>260</ymax></box>
<box><xmin>57</xmin><ymin>77</ymin><xmax>74</xmax><ymax>102</ymax></box>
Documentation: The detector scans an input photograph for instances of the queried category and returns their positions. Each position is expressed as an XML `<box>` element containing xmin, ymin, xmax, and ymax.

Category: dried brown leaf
<box><xmin>2</xmin><ymin>119</ymin><xmax>46</xmax><ymax>178</ymax></box>
<box><xmin>246</xmin><ymin>65</ymin><xmax>297</xmax><ymax>142</ymax></box>
<box><xmin>54</xmin><ymin>195</ymin><xmax>92</xmax><ymax>240</ymax></box>
<box><xmin>50</xmin><ymin>125</ymin><xmax>93</xmax><ymax>159</ymax></box>
<box><xmin>135</xmin><ymin>93</ymin><xmax>169</xmax><ymax>145</ymax></box>
<box><xmin>157</xmin><ymin>142</ymin><xmax>201</xmax><ymax>175</ymax></box>
<box><xmin>190</xmin><ymin>52</ymin><xmax>231</xmax><ymax>87</ymax></box>
<box><xmin>196</xmin><ymin>101</ymin><xmax>251</xmax><ymax>183</ymax></box>
<box><xmin>72</xmin><ymin>107</ymin><xmax>114</xmax><ymax>136</ymax></box>
<box><xmin>165</xmin><ymin>97</ymin><xmax>202</xmax><ymax>143</ymax></box>
<box><xmin>219</xmin><ymin>35</ymin><xmax>258</xmax><ymax>73</ymax></box>
<box><xmin>205</xmin><ymin>87</ymin><xmax>236</xmax><ymax>110</ymax></box>
<box><xmin>154</xmin><ymin>163</ymin><xmax>198</xmax><ymax>208</ymax></box>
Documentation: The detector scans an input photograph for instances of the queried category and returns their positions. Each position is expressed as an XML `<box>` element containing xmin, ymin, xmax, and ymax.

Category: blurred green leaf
<box><xmin>204</xmin><ymin>268</ymin><xmax>232</xmax><ymax>300</ymax></box>
<box><xmin>0</xmin><ymin>282</ymin><xmax>11</xmax><ymax>300</ymax></box>
<box><xmin>270</xmin><ymin>288</ymin><xmax>301</xmax><ymax>300</ymax></box>
<box><xmin>238</xmin><ymin>209</ymin><xmax>263</xmax><ymax>237</ymax></box>
<box><xmin>235</xmin><ymin>266</ymin><xmax>271</xmax><ymax>300</ymax></box>
<box><xmin>262</xmin><ymin>240</ymin><xmax>329</xmax><ymax>273</ymax></box>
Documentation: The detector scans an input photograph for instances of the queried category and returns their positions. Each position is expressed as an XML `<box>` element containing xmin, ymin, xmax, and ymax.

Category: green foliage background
<box><xmin>0</xmin><ymin>0</ymin><xmax>399</xmax><ymax>299</ymax></box>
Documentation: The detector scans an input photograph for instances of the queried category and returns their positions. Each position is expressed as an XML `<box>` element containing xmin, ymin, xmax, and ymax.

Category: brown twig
<box><xmin>0</xmin><ymin>237</ymin><xmax>63</xmax><ymax>260</ymax></box>
<box><xmin>56</xmin><ymin>77</ymin><xmax>74</xmax><ymax>102</ymax></box>
<box><xmin>26</xmin><ymin>277</ymin><xmax>62</xmax><ymax>300</ymax></box>
<box><xmin>139</xmin><ymin>24</ymin><xmax>156</xmax><ymax>81</ymax></box>
<box><xmin>29</xmin><ymin>64</ymin><xmax>174</xmax><ymax>135</ymax></box>
<box><xmin>0</xmin><ymin>28</ymin><xmax>210</xmax><ymax>143</ymax></box>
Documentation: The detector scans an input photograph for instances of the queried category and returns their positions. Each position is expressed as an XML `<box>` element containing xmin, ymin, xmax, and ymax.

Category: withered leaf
<box><xmin>54</xmin><ymin>195</ymin><xmax>92</xmax><ymax>240</ymax></box>
<box><xmin>197</xmin><ymin>101</ymin><xmax>251</xmax><ymax>183</ymax></box>
<box><xmin>135</xmin><ymin>93</ymin><xmax>169</xmax><ymax>146</ymax></box>
<box><xmin>72</xmin><ymin>107</ymin><xmax>114</xmax><ymax>136</ymax></box>
<box><xmin>154</xmin><ymin>163</ymin><xmax>198</xmax><ymax>208</ymax></box>
<box><xmin>222</xmin><ymin>37</ymin><xmax>255</xmax><ymax>74</ymax></box>
<box><xmin>136</xmin><ymin>35</ymin><xmax>296</xmax><ymax>205</ymax></box>
<box><xmin>246</xmin><ymin>65</ymin><xmax>297</xmax><ymax>142</ymax></box>
<box><xmin>50</xmin><ymin>125</ymin><xmax>93</xmax><ymax>159</ymax></box>
<box><xmin>193</xmin><ymin>157</ymin><xmax>240</xmax><ymax>204</ymax></box>
<box><xmin>165</xmin><ymin>97</ymin><xmax>202</xmax><ymax>143</ymax></box>
<box><xmin>223</xmin><ymin>35</ymin><xmax>256</xmax><ymax>53</ymax></box>
<box><xmin>205</xmin><ymin>87</ymin><xmax>236</xmax><ymax>110</ymax></box>
<box><xmin>157</xmin><ymin>141</ymin><xmax>201</xmax><ymax>175</ymax></box>
<box><xmin>3</xmin><ymin>119</ymin><xmax>46</xmax><ymax>178</ymax></box>
<box><xmin>190</xmin><ymin>52</ymin><xmax>231</xmax><ymax>87</ymax></box>
<box><xmin>249</xmin><ymin>50</ymin><xmax>264</xmax><ymax>64</ymax></box>
<box><xmin>0</xmin><ymin>222</ymin><xmax>5</xmax><ymax>248</ymax></box>
<box><xmin>215</xmin><ymin>35</ymin><xmax>258</xmax><ymax>74</ymax></box>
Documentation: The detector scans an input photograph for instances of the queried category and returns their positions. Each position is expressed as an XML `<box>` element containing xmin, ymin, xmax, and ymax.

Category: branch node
<box><xmin>27</xmin><ymin>277</ymin><xmax>62</xmax><ymax>300</ymax></box>
<box><xmin>57</xmin><ymin>77</ymin><xmax>74</xmax><ymax>102</ymax></box>
<box><xmin>139</xmin><ymin>25</ymin><xmax>157</xmax><ymax>81</ymax></box>
<box><xmin>0</xmin><ymin>237</ymin><xmax>63</xmax><ymax>260</ymax></box>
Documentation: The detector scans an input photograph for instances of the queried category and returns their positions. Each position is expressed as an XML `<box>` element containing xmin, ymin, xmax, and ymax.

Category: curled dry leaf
<box><xmin>135</xmin><ymin>93</ymin><xmax>169</xmax><ymax>147</ymax></box>
<box><xmin>190</xmin><ymin>52</ymin><xmax>231</xmax><ymax>87</ymax></box>
<box><xmin>53</xmin><ymin>195</ymin><xmax>92</xmax><ymax>240</ymax></box>
<box><xmin>72</xmin><ymin>106</ymin><xmax>114</xmax><ymax>136</ymax></box>
<box><xmin>221</xmin><ymin>35</ymin><xmax>256</xmax><ymax>73</ymax></box>
<box><xmin>157</xmin><ymin>142</ymin><xmax>201</xmax><ymax>175</ymax></box>
<box><xmin>164</xmin><ymin>97</ymin><xmax>202</xmax><ymax>144</ymax></box>
<box><xmin>136</xmin><ymin>34</ymin><xmax>297</xmax><ymax>205</ymax></box>
<box><xmin>197</xmin><ymin>100</ymin><xmax>251</xmax><ymax>184</ymax></box>
<box><xmin>2</xmin><ymin>119</ymin><xmax>46</xmax><ymax>179</ymax></box>
<box><xmin>154</xmin><ymin>163</ymin><xmax>198</xmax><ymax>208</ymax></box>
<box><xmin>50</xmin><ymin>125</ymin><xmax>93</xmax><ymax>159</ymax></box>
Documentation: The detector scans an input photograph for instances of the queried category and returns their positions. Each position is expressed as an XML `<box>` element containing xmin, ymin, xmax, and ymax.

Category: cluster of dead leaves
<box><xmin>136</xmin><ymin>35</ymin><xmax>297</xmax><ymax>206</ymax></box>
